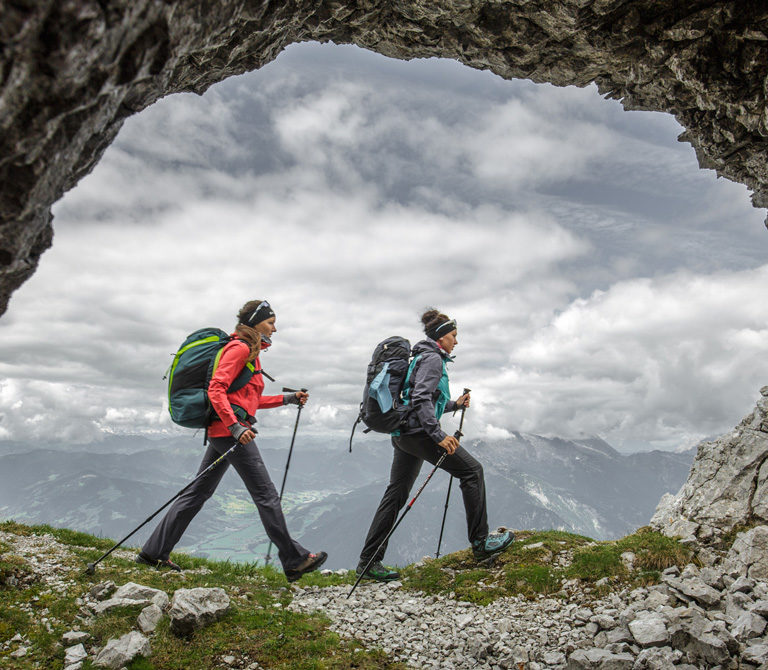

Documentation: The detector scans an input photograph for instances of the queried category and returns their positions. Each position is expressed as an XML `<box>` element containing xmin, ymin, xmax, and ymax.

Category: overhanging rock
<box><xmin>2</xmin><ymin>2</ymin><xmax>767</xmax><ymax>314</ymax></box>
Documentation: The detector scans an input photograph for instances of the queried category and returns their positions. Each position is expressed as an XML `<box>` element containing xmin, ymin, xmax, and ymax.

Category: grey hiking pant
<box><xmin>141</xmin><ymin>436</ymin><xmax>309</xmax><ymax>571</ymax></box>
<box><xmin>359</xmin><ymin>432</ymin><xmax>489</xmax><ymax>566</ymax></box>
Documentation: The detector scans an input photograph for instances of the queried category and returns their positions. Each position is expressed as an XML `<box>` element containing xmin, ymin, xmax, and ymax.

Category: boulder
<box><xmin>94</xmin><ymin>582</ymin><xmax>169</xmax><ymax>615</ymax></box>
<box><xmin>112</xmin><ymin>582</ymin><xmax>169</xmax><ymax>608</ymax></box>
<box><xmin>93</xmin><ymin>631</ymin><xmax>151</xmax><ymax>669</ymax></box>
<box><xmin>169</xmin><ymin>587</ymin><xmax>231</xmax><ymax>636</ymax></box>
<box><xmin>664</xmin><ymin>606</ymin><xmax>735</xmax><ymax>667</ymax></box>
<box><xmin>137</xmin><ymin>603</ymin><xmax>164</xmax><ymax>634</ymax></box>
<box><xmin>628</xmin><ymin>612</ymin><xmax>669</xmax><ymax>648</ymax></box>
<box><xmin>661</xmin><ymin>574</ymin><xmax>721</xmax><ymax>608</ymax></box>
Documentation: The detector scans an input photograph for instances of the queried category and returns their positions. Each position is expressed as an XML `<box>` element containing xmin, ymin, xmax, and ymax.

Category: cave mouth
<box><xmin>3</xmin><ymin>41</ymin><xmax>767</xmax><ymax>453</ymax></box>
<box><xmin>2</xmin><ymin>2</ymin><xmax>767</xmax><ymax>317</ymax></box>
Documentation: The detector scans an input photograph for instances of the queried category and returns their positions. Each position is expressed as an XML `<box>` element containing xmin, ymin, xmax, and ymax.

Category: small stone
<box><xmin>730</xmin><ymin>575</ymin><xmax>755</xmax><ymax>593</ymax></box>
<box><xmin>62</xmin><ymin>631</ymin><xmax>91</xmax><ymax>645</ymax></box>
<box><xmin>64</xmin><ymin>643</ymin><xmax>88</xmax><ymax>665</ymax></box>
<box><xmin>620</xmin><ymin>552</ymin><xmax>636</xmax><ymax>570</ymax></box>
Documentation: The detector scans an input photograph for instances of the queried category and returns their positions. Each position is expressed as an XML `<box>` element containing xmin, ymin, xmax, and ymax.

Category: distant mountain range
<box><xmin>0</xmin><ymin>433</ymin><xmax>695</xmax><ymax>569</ymax></box>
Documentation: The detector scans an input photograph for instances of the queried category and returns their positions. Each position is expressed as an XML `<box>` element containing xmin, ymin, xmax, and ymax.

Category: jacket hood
<box><xmin>412</xmin><ymin>338</ymin><xmax>453</xmax><ymax>361</ymax></box>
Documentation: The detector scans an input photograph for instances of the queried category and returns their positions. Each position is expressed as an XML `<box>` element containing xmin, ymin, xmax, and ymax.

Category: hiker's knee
<box><xmin>463</xmin><ymin>459</ymin><xmax>483</xmax><ymax>483</ymax></box>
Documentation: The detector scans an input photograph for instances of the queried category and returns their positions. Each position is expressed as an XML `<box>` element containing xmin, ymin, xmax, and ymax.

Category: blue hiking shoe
<box><xmin>472</xmin><ymin>529</ymin><xmax>515</xmax><ymax>561</ymax></box>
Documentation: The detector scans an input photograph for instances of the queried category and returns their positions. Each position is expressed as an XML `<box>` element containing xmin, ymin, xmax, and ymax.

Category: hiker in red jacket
<box><xmin>137</xmin><ymin>299</ymin><xmax>327</xmax><ymax>581</ymax></box>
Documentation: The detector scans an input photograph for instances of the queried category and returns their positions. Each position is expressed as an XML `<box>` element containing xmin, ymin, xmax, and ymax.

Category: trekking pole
<box><xmin>436</xmin><ymin>388</ymin><xmax>470</xmax><ymax>559</ymax></box>
<box><xmin>85</xmin><ymin>440</ymin><xmax>243</xmax><ymax>574</ymax></box>
<box><xmin>265</xmin><ymin>387</ymin><xmax>307</xmax><ymax>565</ymax></box>
<box><xmin>348</xmin><ymin>450</ymin><xmax>448</xmax><ymax>599</ymax></box>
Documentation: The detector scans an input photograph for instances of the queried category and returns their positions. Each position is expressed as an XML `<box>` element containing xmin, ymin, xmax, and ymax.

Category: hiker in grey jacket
<box><xmin>355</xmin><ymin>308</ymin><xmax>514</xmax><ymax>582</ymax></box>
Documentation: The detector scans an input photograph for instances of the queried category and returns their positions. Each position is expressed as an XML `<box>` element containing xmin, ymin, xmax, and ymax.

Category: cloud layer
<box><xmin>0</xmin><ymin>43</ymin><xmax>766</xmax><ymax>451</ymax></box>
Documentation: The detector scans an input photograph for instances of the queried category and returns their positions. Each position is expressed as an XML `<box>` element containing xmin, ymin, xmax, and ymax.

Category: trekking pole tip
<box><xmin>85</xmin><ymin>562</ymin><xmax>96</xmax><ymax>575</ymax></box>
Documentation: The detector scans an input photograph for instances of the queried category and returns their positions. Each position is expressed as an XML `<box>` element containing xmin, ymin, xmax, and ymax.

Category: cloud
<box><xmin>1</xmin><ymin>42</ymin><xmax>765</xmax><ymax>452</ymax></box>
<box><xmin>474</xmin><ymin>266</ymin><xmax>768</xmax><ymax>450</ymax></box>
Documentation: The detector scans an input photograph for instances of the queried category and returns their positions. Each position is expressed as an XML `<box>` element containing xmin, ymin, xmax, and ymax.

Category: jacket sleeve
<box><xmin>258</xmin><ymin>393</ymin><xmax>284</xmax><ymax>409</ymax></box>
<box><xmin>410</xmin><ymin>354</ymin><xmax>448</xmax><ymax>444</ymax></box>
<box><xmin>207</xmin><ymin>341</ymin><xmax>250</xmax><ymax>428</ymax></box>
<box><xmin>446</xmin><ymin>400</ymin><xmax>458</xmax><ymax>414</ymax></box>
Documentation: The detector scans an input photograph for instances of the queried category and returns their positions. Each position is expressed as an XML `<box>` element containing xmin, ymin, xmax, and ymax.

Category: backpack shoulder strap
<box><xmin>400</xmin><ymin>354</ymin><xmax>422</xmax><ymax>406</ymax></box>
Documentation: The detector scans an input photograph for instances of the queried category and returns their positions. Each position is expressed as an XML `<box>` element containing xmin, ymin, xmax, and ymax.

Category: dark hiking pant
<box><xmin>141</xmin><ymin>436</ymin><xmax>308</xmax><ymax>571</ymax></box>
<box><xmin>358</xmin><ymin>432</ymin><xmax>489</xmax><ymax>566</ymax></box>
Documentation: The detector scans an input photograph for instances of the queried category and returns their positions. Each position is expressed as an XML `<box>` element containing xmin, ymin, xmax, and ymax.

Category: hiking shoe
<box><xmin>472</xmin><ymin>529</ymin><xmax>515</xmax><ymax>561</ymax></box>
<box><xmin>285</xmin><ymin>551</ymin><xmax>328</xmax><ymax>583</ymax></box>
<box><xmin>356</xmin><ymin>561</ymin><xmax>400</xmax><ymax>582</ymax></box>
<box><xmin>135</xmin><ymin>552</ymin><xmax>182</xmax><ymax>572</ymax></box>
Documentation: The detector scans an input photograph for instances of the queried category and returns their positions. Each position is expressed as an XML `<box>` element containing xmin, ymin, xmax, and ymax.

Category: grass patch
<box><xmin>403</xmin><ymin>528</ymin><xmax>693</xmax><ymax>604</ymax></box>
<box><xmin>615</xmin><ymin>526</ymin><xmax>693</xmax><ymax>571</ymax></box>
<box><xmin>566</xmin><ymin>545</ymin><xmax>623</xmax><ymax>581</ymax></box>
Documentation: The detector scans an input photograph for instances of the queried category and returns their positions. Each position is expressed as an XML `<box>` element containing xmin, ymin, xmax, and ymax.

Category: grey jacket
<box><xmin>402</xmin><ymin>338</ymin><xmax>457</xmax><ymax>444</ymax></box>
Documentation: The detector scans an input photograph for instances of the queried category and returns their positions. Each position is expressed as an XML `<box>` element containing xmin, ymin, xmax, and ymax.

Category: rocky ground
<box><xmin>0</xmin><ymin>528</ymin><xmax>233</xmax><ymax>669</ymax></box>
<box><xmin>4</xmin><ymin>521</ymin><xmax>768</xmax><ymax>668</ymax></box>
<box><xmin>291</xmin><ymin>529</ymin><xmax>768</xmax><ymax>669</ymax></box>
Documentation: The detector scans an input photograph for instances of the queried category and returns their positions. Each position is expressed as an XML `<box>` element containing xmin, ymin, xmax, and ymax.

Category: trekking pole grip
<box><xmin>455</xmin><ymin>388</ymin><xmax>471</xmax><ymax>439</ymax></box>
<box><xmin>282</xmin><ymin>386</ymin><xmax>308</xmax><ymax>393</ymax></box>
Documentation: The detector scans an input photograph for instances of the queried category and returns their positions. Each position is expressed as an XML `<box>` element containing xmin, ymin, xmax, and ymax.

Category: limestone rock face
<box><xmin>651</xmin><ymin>387</ymin><xmax>768</xmax><ymax>541</ymax></box>
<box><xmin>2</xmin><ymin>1</ymin><xmax>768</xmax><ymax>314</ymax></box>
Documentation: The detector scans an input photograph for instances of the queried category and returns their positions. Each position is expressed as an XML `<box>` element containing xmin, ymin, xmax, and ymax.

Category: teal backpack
<box><xmin>166</xmin><ymin>327</ymin><xmax>258</xmax><ymax>429</ymax></box>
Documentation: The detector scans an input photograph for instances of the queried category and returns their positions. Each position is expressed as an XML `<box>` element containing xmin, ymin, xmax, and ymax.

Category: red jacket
<box><xmin>206</xmin><ymin>337</ymin><xmax>283</xmax><ymax>438</ymax></box>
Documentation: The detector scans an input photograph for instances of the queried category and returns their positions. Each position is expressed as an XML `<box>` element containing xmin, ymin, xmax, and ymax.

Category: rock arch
<box><xmin>1</xmin><ymin>1</ymin><xmax>767</xmax><ymax>314</ymax></box>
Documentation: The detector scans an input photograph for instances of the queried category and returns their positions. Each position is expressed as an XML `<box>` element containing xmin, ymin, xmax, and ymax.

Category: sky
<box><xmin>1</xmin><ymin>42</ymin><xmax>767</xmax><ymax>452</ymax></box>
